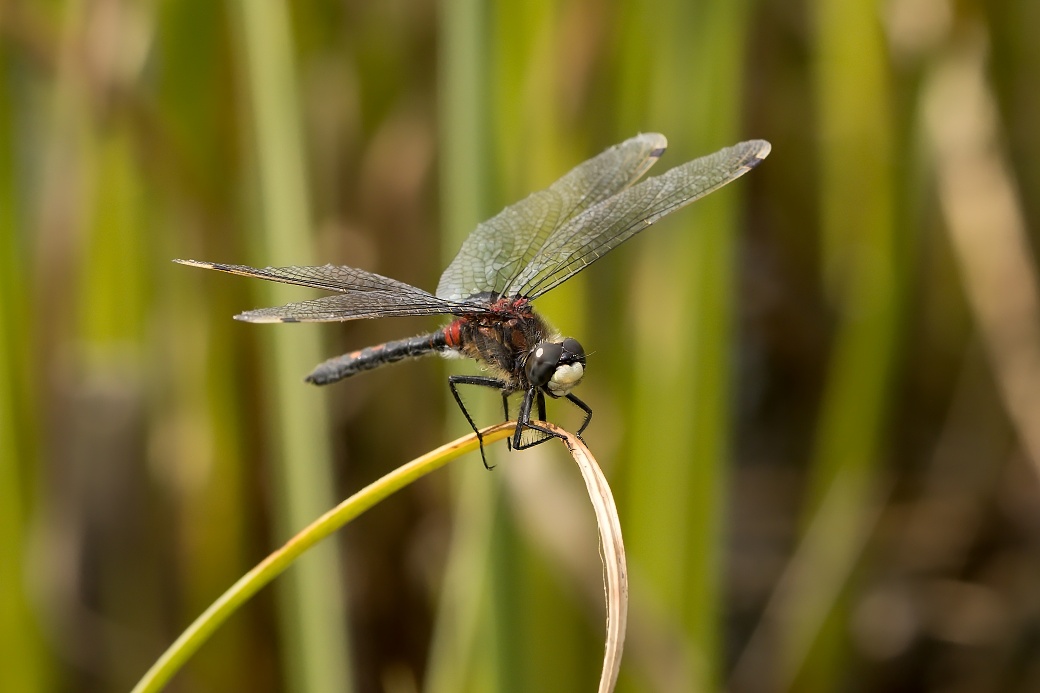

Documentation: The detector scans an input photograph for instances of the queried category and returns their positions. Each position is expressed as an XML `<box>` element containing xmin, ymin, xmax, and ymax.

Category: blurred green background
<box><xmin>3</xmin><ymin>0</ymin><xmax>1040</xmax><ymax>691</ymax></box>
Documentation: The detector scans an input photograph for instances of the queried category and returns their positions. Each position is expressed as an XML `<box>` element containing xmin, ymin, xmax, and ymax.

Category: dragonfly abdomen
<box><xmin>305</xmin><ymin>331</ymin><xmax>450</xmax><ymax>385</ymax></box>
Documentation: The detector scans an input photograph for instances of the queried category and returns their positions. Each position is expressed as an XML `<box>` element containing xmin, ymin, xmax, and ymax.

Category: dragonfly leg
<box><xmin>513</xmin><ymin>390</ymin><xmax>592</xmax><ymax>450</ymax></box>
<box><xmin>448</xmin><ymin>375</ymin><xmax>509</xmax><ymax>469</ymax></box>
<box><xmin>501</xmin><ymin>391</ymin><xmax>513</xmax><ymax>452</ymax></box>
<box><xmin>566</xmin><ymin>393</ymin><xmax>593</xmax><ymax>444</ymax></box>
<box><xmin>513</xmin><ymin>388</ymin><xmax>558</xmax><ymax>451</ymax></box>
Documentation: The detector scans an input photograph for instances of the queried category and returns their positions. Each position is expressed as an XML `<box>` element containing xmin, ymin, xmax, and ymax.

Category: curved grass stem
<box><xmin>131</xmin><ymin>425</ymin><xmax>513</xmax><ymax>693</ymax></box>
<box><xmin>130</xmin><ymin>422</ymin><xmax>627</xmax><ymax>693</ymax></box>
<box><xmin>539</xmin><ymin>423</ymin><xmax>629</xmax><ymax>693</ymax></box>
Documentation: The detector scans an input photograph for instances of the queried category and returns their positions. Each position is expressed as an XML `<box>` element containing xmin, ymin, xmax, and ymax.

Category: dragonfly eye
<box><xmin>561</xmin><ymin>338</ymin><xmax>586</xmax><ymax>366</ymax></box>
<box><xmin>526</xmin><ymin>342</ymin><xmax>563</xmax><ymax>388</ymax></box>
<box><xmin>526</xmin><ymin>339</ymin><xmax>586</xmax><ymax>394</ymax></box>
<box><xmin>548</xmin><ymin>337</ymin><xmax>585</xmax><ymax>394</ymax></box>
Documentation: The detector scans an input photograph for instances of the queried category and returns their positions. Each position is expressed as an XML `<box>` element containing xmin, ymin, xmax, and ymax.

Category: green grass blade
<box><xmin>0</xmin><ymin>36</ymin><xmax>48</xmax><ymax>693</ymax></box>
<box><xmin>788</xmin><ymin>0</ymin><xmax>903</xmax><ymax>686</ymax></box>
<box><xmin>617</xmin><ymin>1</ymin><xmax>754</xmax><ymax>690</ymax></box>
<box><xmin>131</xmin><ymin>427</ymin><xmax>512</xmax><ymax>693</ymax></box>
<box><xmin>425</xmin><ymin>1</ymin><xmax>497</xmax><ymax>691</ymax></box>
<box><xmin>231</xmin><ymin>2</ymin><xmax>352</xmax><ymax>690</ymax></box>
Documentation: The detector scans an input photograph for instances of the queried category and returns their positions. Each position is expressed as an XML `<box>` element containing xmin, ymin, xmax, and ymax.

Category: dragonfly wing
<box><xmin>175</xmin><ymin>259</ymin><xmax>478</xmax><ymax>322</ymax></box>
<box><xmin>435</xmin><ymin>133</ymin><xmax>668</xmax><ymax>301</ymax></box>
<box><xmin>233</xmin><ymin>292</ymin><xmax>470</xmax><ymax>323</ymax></box>
<box><xmin>175</xmin><ymin>260</ymin><xmax>431</xmax><ymax>294</ymax></box>
<box><xmin>507</xmin><ymin>139</ymin><xmax>771</xmax><ymax>299</ymax></box>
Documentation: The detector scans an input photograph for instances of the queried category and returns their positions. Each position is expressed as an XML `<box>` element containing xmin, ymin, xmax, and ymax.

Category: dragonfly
<box><xmin>177</xmin><ymin>133</ymin><xmax>770</xmax><ymax>467</ymax></box>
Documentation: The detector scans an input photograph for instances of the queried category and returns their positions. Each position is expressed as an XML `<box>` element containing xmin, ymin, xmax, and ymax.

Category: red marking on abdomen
<box><xmin>444</xmin><ymin>320</ymin><xmax>463</xmax><ymax>348</ymax></box>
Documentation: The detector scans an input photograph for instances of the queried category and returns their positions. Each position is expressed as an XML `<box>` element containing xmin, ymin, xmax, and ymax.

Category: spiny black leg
<box><xmin>448</xmin><ymin>375</ymin><xmax>508</xmax><ymax>469</ymax></box>
<box><xmin>513</xmin><ymin>388</ymin><xmax>560</xmax><ymax>451</ymax></box>
<box><xmin>501</xmin><ymin>391</ymin><xmax>513</xmax><ymax>452</ymax></box>
<box><xmin>511</xmin><ymin>390</ymin><xmax>594</xmax><ymax>451</ymax></box>
<box><xmin>512</xmin><ymin>388</ymin><xmax>536</xmax><ymax>450</ymax></box>
<box><xmin>565</xmin><ymin>393</ymin><xmax>593</xmax><ymax>443</ymax></box>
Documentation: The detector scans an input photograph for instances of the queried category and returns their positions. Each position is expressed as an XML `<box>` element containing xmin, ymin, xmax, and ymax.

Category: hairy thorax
<box><xmin>443</xmin><ymin>296</ymin><xmax>557</xmax><ymax>391</ymax></box>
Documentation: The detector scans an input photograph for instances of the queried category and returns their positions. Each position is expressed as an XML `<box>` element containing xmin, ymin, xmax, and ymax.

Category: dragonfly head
<box><xmin>525</xmin><ymin>337</ymin><xmax>586</xmax><ymax>396</ymax></box>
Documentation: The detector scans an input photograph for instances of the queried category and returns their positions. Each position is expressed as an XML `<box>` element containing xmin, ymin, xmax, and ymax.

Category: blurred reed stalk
<box><xmin>425</xmin><ymin>0</ymin><xmax>500</xmax><ymax>691</ymax></box>
<box><xmin>617</xmin><ymin>0</ymin><xmax>754</xmax><ymax>690</ymax></box>
<box><xmin>780</xmin><ymin>0</ymin><xmax>902</xmax><ymax>687</ymax></box>
<box><xmin>232</xmin><ymin>2</ymin><xmax>352</xmax><ymax>691</ymax></box>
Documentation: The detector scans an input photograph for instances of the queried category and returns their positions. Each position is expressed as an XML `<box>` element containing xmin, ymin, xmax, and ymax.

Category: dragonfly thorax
<box><xmin>525</xmin><ymin>337</ymin><xmax>586</xmax><ymax>397</ymax></box>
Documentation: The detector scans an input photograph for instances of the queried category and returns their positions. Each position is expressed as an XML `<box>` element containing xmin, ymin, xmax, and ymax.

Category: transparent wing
<box><xmin>175</xmin><ymin>259</ymin><xmax>485</xmax><ymax>323</ymax></box>
<box><xmin>436</xmin><ymin>133</ymin><xmax>669</xmax><ymax>301</ymax></box>
<box><xmin>506</xmin><ymin>139</ymin><xmax>771</xmax><ymax>299</ymax></box>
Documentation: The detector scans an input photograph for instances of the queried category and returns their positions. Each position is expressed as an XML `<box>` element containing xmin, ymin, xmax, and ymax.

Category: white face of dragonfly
<box><xmin>547</xmin><ymin>360</ymin><xmax>584</xmax><ymax>395</ymax></box>
<box><xmin>525</xmin><ymin>337</ymin><xmax>586</xmax><ymax>396</ymax></box>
